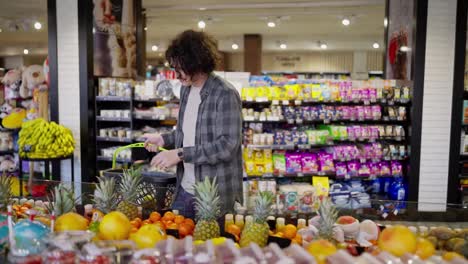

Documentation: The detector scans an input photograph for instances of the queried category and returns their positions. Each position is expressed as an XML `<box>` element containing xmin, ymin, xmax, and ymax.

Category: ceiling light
<box><xmin>384</xmin><ymin>18</ymin><xmax>388</xmax><ymax>27</ymax></box>
<box><xmin>198</xmin><ymin>20</ymin><xmax>206</xmax><ymax>29</ymax></box>
<box><xmin>164</xmin><ymin>61</ymin><xmax>170</xmax><ymax>67</ymax></box>
<box><xmin>320</xmin><ymin>43</ymin><xmax>328</xmax><ymax>49</ymax></box>
<box><xmin>342</xmin><ymin>18</ymin><xmax>350</xmax><ymax>26</ymax></box>
<box><xmin>280</xmin><ymin>43</ymin><xmax>287</xmax><ymax>49</ymax></box>
<box><xmin>231</xmin><ymin>43</ymin><xmax>239</xmax><ymax>50</ymax></box>
<box><xmin>199</xmin><ymin>7</ymin><xmax>207</xmax><ymax>11</ymax></box>
<box><xmin>92</xmin><ymin>27</ymin><xmax>96</xmax><ymax>34</ymax></box>
<box><xmin>400</xmin><ymin>46</ymin><xmax>410</xmax><ymax>52</ymax></box>
<box><xmin>23</xmin><ymin>49</ymin><xmax>29</xmax><ymax>55</ymax></box>
<box><xmin>151</xmin><ymin>45</ymin><xmax>159</xmax><ymax>51</ymax></box>
<box><xmin>267</xmin><ymin>21</ymin><xmax>276</xmax><ymax>28</ymax></box>
<box><xmin>372</xmin><ymin>42</ymin><xmax>380</xmax><ymax>49</ymax></box>
<box><xmin>144</xmin><ymin>27</ymin><xmax>147</xmax><ymax>31</ymax></box>
<box><xmin>34</xmin><ymin>22</ymin><xmax>42</xmax><ymax>30</ymax></box>
<box><xmin>0</xmin><ymin>28</ymin><xmax>2</xmax><ymax>33</ymax></box>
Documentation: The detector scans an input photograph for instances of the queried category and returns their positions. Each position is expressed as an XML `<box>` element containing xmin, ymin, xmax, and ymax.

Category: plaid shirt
<box><xmin>162</xmin><ymin>73</ymin><xmax>243</xmax><ymax>214</ymax></box>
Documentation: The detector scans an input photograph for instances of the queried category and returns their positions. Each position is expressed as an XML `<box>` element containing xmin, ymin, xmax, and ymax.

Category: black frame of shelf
<box><xmin>448</xmin><ymin>0</ymin><xmax>468</xmax><ymax>204</ymax></box>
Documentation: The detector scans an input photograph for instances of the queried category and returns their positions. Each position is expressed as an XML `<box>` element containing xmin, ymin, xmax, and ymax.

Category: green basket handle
<box><xmin>112</xmin><ymin>143</ymin><xmax>167</xmax><ymax>169</ymax></box>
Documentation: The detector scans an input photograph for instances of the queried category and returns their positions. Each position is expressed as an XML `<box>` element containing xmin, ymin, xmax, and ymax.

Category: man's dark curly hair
<box><xmin>165</xmin><ymin>30</ymin><xmax>220</xmax><ymax>76</ymax></box>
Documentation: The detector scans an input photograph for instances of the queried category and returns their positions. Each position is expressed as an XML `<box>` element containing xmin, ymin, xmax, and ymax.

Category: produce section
<box><xmin>0</xmin><ymin>170</ymin><xmax>466</xmax><ymax>263</ymax></box>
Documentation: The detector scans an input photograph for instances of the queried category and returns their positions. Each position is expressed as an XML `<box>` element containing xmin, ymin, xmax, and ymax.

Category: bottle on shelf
<box><xmin>276</xmin><ymin>217</ymin><xmax>285</xmax><ymax>232</ymax></box>
<box><xmin>224</xmin><ymin>214</ymin><xmax>234</xmax><ymax>231</ymax></box>
<box><xmin>297</xmin><ymin>218</ymin><xmax>307</xmax><ymax>230</ymax></box>
<box><xmin>235</xmin><ymin>214</ymin><xmax>245</xmax><ymax>231</ymax></box>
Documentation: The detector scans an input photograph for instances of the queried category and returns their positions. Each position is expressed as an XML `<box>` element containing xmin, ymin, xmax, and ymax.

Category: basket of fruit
<box><xmin>98</xmin><ymin>143</ymin><xmax>177</xmax><ymax>217</ymax></box>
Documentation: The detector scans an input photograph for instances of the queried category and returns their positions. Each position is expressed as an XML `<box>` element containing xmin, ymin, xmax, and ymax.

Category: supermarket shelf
<box><xmin>134</xmin><ymin>98</ymin><xmax>180</xmax><ymax>104</ymax></box>
<box><xmin>242</xmin><ymin>99</ymin><xmax>411</xmax><ymax>107</ymax></box>
<box><xmin>97</xmin><ymin>156</ymin><xmax>132</xmax><ymax>163</ymax></box>
<box><xmin>96</xmin><ymin>96</ymin><xmax>131</xmax><ymax>102</ymax></box>
<box><xmin>96</xmin><ymin>116</ymin><xmax>131</xmax><ymax>122</ymax></box>
<box><xmin>242</xmin><ymin>119</ymin><xmax>409</xmax><ymax>125</ymax></box>
<box><xmin>246</xmin><ymin>139</ymin><xmax>406</xmax><ymax>150</ymax></box>
<box><xmin>133</xmin><ymin>116</ymin><xmax>177</xmax><ymax>121</ymax></box>
<box><xmin>96</xmin><ymin>136</ymin><xmax>133</xmax><ymax>143</ymax></box>
<box><xmin>245</xmin><ymin>173</ymin><xmax>399</xmax><ymax>180</ymax></box>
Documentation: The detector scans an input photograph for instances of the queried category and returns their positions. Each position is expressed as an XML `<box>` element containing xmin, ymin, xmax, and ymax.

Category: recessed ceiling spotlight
<box><xmin>320</xmin><ymin>43</ymin><xmax>328</xmax><ymax>49</ymax></box>
<box><xmin>0</xmin><ymin>28</ymin><xmax>3</xmax><ymax>33</ymax></box>
<box><xmin>151</xmin><ymin>45</ymin><xmax>159</xmax><ymax>51</ymax></box>
<box><xmin>23</xmin><ymin>49</ymin><xmax>29</xmax><ymax>55</ymax></box>
<box><xmin>144</xmin><ymin>27</ymin><xmax>147</xmax><ymax>31</ymax></box>
<box><xmin>34</xmin><ymin>22</ymin><xmax>42</xmax><ymax>30</ymax></box>
<box><xmin>342</xmin><ymin>18</ymin><xmax>350</xmax><ymax>26</ymax></box>
<box><xmin>231</xmin><ymin>43</ymin><xmax>239</xmax><ymax>50</ymax></box>
<box><xmin>384</xmin><ymin>18</ymin><xmax>388</xmax><ymax>27</ymax></box>
<box><xmin>372</xmin><ymin>42</ymin><xmax>380</xmax><ymax>49</ymax></box>
<box><xmin>198</xmin><ymin>20</ymin><xmax>206</xmax><ymax>29</ymax></box>
<box><xmin>164</xmin><ymin>61</ymin><xmax>170</xmax><ymax>67</ymax></box>
<box><xmin>267</xmin><ymin>21</ymin><xmax>276</xmax><ymax>28</ymax></box>
<box><xmin>280</xmin><ymin>43</ymin><xmax>287</xmax><ymax>49</ymax></box>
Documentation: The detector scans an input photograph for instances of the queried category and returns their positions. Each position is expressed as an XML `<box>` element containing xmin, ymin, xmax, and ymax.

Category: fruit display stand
<box><xmin>1</xmin><ymin>175</ymin><xmax>468</xmax><ymax>263</ymax></box>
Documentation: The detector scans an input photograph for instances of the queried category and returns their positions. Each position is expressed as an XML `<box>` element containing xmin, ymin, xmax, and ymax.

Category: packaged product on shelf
<box><xmin>359</xmin><ymin>162</ymin><xmax>371</xmax><ymax>177</ymax></box>
<box><xmin>311</xmin><ymin>83</ymin><xmax>321</xmax><ymax>101</ymax></box>
<box><xmin>379</xmin><ymin>161</ymin><xmax>391</xmax><ymax>176</ymax></box>
<box><xmin>347</xmin><ymin>160</ymin><xmax>359</xmax><ymax>177</ymax></box>
<box><xmin>306</xmin><ymin>130</ymin><xmax>317</xmax><ymax>145</ymax></box>
<box><xmin>318</xmin><ymin>152</ymin><xmax>335</xmax><ymax>173</ymax></box>
<box><xmin>278</xmin><ymin>185</ymin><xmax>299</xmax><ymax>213</ymax></box>
<box><xmin>297</xmin><ymin>131</ymin><xmax>308</xmax><ymax>145</ymax></box>
<box><xmin>273</xmin><ymin>151</ymin><xmax>286</xmax><ymax>174</ymax></box>
<box><xmin>301</xmin><ymin>153</ymin><xmax>319</xmax><ymax>173</ymax></box>
<box><xmin>285</xmin><ymin>152</ymin><xmax>302</xmax><ymax>174</ymax></box>
<box><xmin>335</xmin><ymin>162</ymin><xmax>348</xmax><ymax>178</ymax></box>
<box><xmin>391</xmin><ymin>161</ymin><xmax>403</xmax><ymax>177</ymax></box>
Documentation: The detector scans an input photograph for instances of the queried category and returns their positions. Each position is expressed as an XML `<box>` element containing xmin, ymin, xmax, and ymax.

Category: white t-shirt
<box><xmin>181</xmin><ymin>85</ymin><xmax>202</xmax><ymax>194</ymax></box>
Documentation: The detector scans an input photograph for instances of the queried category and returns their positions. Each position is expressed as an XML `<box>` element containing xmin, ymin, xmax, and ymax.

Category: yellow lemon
<box><xmin>55</xmin><ymin>212</ymin><xmax>88</xmax><ymax>232</ymax></box>
<box><xmin>415</xmin><ymin>238</ymin><xmax>436</xmax><ymax>260</ymax></box>
<box><xmin>306</xmin><ymin>239</ymin><xmax>337</xmax><ymax>264</ymax></box>
<box><xmin>99</xmin><ymin>211</ymin><xmax>131</xmax><ymax>240</ymax></box>
<box><xmin>377</xmin><ymin>225</ymin><xmax>417</xmax><ymax>257</ymax></box>
<box><xmin>130</xmin><ymin>224</ymin><xmax>167</xmax><ymax>249</ymax></box>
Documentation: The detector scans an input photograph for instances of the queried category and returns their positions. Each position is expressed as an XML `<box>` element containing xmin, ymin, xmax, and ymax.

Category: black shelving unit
<box><xmin>241</xmin><ymin>87</ymin><xmax>412</xmax><ymax>205</ymax></box>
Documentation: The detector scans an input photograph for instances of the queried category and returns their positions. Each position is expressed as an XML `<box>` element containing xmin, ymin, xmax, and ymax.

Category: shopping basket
<box><xmin>102</xmin><ymin>143</ymin><xmax>177</xmax><ymax>215</ymax></box>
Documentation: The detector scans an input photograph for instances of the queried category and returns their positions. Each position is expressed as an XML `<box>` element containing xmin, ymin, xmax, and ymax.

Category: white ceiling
<box><xmin>0</xmin><ymin>0</ymin><xmax>386</xmax><ymax>58</ymax></box>
<box><xmin>144</xmin><ymin>0</ymin><xmax>386</xmax><ymax>57</ymax></box>
<box><xmin>0</xmin><ymin>0</ymin><xmax>48</xmax><ymax>56</ymax></box>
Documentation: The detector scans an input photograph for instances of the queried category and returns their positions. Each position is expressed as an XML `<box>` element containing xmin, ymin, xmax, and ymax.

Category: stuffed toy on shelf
<box><xmin>1</xmin><ymin>69</ymin><xmax>22</xmax><ymax>100</ymax></box>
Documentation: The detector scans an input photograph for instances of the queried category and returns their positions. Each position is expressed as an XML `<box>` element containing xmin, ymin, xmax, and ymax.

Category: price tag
<box><xmin>297</xmin><ymin>173</ymin><xmax>304</xmax><ymax>177</ymax></box>
<box><xmin>364</xmin><ymin>101</ymin><xmax>370</xmax><ymax>105</ymax></box>
<box><xmin>324</xmin><ymin>119</ymin><xmax>330</xmax><ymax>124</ymax></box>
<box><xmin>294</xmin><ymin>100</ymin><xmax>302</xmax><ymax>105</ymax></box>
<box><xmin>244</xmin><ymin>116</ymin><xmax>255</xmax><ymax>121</ymax></box>
<box><xmin>282</xmin><ymin>100</ymin><xmax>290</xmax><ymax>105</ymax></box>
<box><xmin>246</xmin><ymin>97</ymin><xmax>254</xmax><ymax>102</ymax></box>
<box><xmin>259</xmin><ymin>117</ymin><xmax>267</xmax><ymax>122</ymax></box>
<box><xmin>272</xmin><ymin>100</ymin><xmax>279</xmax><ymax>105</ymax></box>
<box><xmin>345</xmin><ymin>174</ymin><xmax>351</xmax><ymax>180</ymax></box>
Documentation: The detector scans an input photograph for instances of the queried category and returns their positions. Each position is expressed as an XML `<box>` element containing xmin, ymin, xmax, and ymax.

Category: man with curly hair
<box><xmin>143</xmin><ymin>30</ymin><xmax>243</xmax><ymax>218</ymax></box>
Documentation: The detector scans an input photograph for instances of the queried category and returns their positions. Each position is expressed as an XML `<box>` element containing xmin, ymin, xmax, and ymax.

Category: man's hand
<box><xmin>151</xmin><ymin>149</ymin><xmax>181</xmax><ymax>169</ymax></box>
<box><xmin>142</xmin><ymin>133</ymin><xmax>165</xmax><ymax>152</ymax></box>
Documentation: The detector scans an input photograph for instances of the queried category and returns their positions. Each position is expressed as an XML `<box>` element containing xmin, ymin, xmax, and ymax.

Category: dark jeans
<box><xmin>171</xmin><ymin>188</ymin><xmax>196</xmax><ymax>219</ymax></box>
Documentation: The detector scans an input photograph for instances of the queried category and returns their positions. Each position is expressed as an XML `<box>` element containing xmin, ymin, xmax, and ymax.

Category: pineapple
<box><xmin>46</xmin><ymin>184</ymin><xmax>77</xmax><ymax>217</ymax></box>
<box><xmin>317</xmin><ymin>197</ymin><xmax>338</xmax><ymax>240</ymax></box>
<box><xmin>93</xmin><ymin>176</ymin><xmax>119</xmax><ymax>214</ymax></box>
<box><xmin>239</xmin><ymin>191</ymin><xmax>274</xmax><ymax>247</ymax></box>
<box><xmin>193</xmin><ymin>177</ymin><xmax>221</xmax><ymax>241</ymax></box>
<box><xmin>0</xmin><ymin>174</ymin><xmax>13</xmax><ymax>211</ymax></box>
<box><xmin>116</xmin><ymin>168</ymin><xmax>142</xmax><ymax>220</ymax></box>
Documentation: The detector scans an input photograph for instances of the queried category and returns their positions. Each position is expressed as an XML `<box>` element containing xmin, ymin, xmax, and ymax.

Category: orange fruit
<box><xmin>178</xmin><ymin>224</ymin><xmax>192</xmax><ymax>237</ymax></box>
<box><xmin>377</xmin><ymin>225</ymin><xmax>417</xmax><ymax>257</ymax></box>
<box><xmin>283</xmin><ymin>224</ymin><xmax>297</xmax><ymax>239</ymax></box>
<box><xmin>167</xmin><ymin>222</ymin><xmax>178</xmax><ymax>230</ymax></box>
<box><xmin>133</xmin><ymin>217</ymin><xmax>142</xmax><ymax>224</ymax></box>
<box><xmin>131</xmin><ymin>226</ymin><xmax>139</xmax><ymax>233</ymax></box>
<box><xmin>174</xmin><ymin>215</ymin><xmax>185</xmax><ymax>224</ymax></box>
<box><xmin>149</xmin><ymin>212</ymin><xmax>161</xmax><ymax>223</ymax></box>
<box><xmin>183</xmin><ymin>218</ymin><xmax>195</xmax><ymax>229</ymax></box>
<box><xmin>293</xmin><ymin>234</ymin><xmax>302</xmax><ymax>245</ymax></box>
<box><xmin>226</xmin><ymin>224</ymin><xmax>241</xmax><ymax>236</ymax></box>
<box><xmin>141</xmin><ymin>219</ymin><xmax>152</xmax><ymax>226</ymax></box>
<box><xmin>162</xmin><ymin>211</ymin><xmax>175</xmax><ymax>221</ymax></box>
<box><xmin>130</xmin><ymin>220</ymin><xmax>141</xmax><ymax>228</ymax></box>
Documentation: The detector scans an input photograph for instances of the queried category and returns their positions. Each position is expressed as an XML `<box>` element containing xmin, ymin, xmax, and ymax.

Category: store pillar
<box><xmin>244</xmin><ymin>34</ymin><xmax>262</xmax><ymax>75</ymax></box>
<box><xmin>51</xmin><ymin>0</ymin><xmax>83</xmax><ymax>183</ymax></box>
<box><xmin>415</xmin><ymin>0</ymin><xmax>458</xmax><ymax>211</ymax></box>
